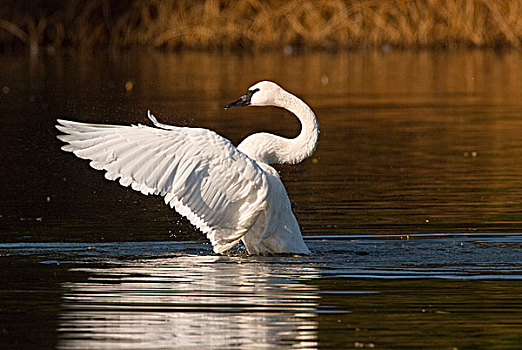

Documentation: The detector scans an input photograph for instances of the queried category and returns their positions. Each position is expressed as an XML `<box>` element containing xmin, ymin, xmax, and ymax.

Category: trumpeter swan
<box><xmin>56</xmin><ymin>81</ymin><xmax>319</xmax><ymax>255</ymax></box>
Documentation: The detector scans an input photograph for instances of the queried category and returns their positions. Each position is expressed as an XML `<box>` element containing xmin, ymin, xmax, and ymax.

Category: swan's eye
<box><xmin>245</xmin><ymin>88</ymin><xmax>260</xmax><ymax>100</ymax></box>
<box><xmin>243</xmin><ymin>88</ymin><xmax>260</xmax><ymax>104</ymax></box>
<box><xmin>224</xmin><ymin>88</ymin><xmax>260</xmax><ymax>108</ymax></box>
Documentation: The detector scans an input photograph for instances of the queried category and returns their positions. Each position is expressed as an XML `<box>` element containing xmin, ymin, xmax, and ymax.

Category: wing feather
<box><xmin>56</xmin><ymin>119</ymin><xmax>268</xmax><ymax>253</ymax></box>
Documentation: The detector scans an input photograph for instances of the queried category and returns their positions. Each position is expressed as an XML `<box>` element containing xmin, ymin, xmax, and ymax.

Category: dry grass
<box><xmin>1</xmin><ymin>0</ymin><xmax>522</xmax><ymax>52</ymax></box>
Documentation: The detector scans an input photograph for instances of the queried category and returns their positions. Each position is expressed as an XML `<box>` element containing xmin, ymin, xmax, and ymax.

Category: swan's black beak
<box><xmin>224</xmin><ymin>88</ymin><xmax>259</xmax><ymax>109</ymax></box>
<box><xmin>224</xmin><ymin>96</ymin><xmax>248</xmax><ymax>109</ymax></box>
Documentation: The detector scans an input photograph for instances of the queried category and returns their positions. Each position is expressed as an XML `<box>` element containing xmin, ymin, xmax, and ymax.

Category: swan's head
<box><xmin>224</xmin><ymin>81</ymin><xmax>282</xmax><ymax>109</ymax></box>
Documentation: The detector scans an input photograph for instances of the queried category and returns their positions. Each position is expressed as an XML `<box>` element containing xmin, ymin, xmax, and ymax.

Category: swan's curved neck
<box><xmin>238</xmin><ymin>90</ymin><xmax>319</xmax><ymax>165</ymax></box>
<box><xmin>277</xmin><ymin>91</ymin><xmax>319</xmax><ymax>164</ymax></box>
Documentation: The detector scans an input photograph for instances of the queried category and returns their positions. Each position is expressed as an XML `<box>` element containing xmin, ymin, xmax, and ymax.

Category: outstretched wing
<box><xmin>56</xmin><ymin>117</ymin><xmax>268</xmax><ymax>253</ymax></box>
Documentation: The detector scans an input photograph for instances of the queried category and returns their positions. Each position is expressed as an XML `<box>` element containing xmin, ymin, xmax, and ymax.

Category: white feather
<box><xmin>56</xmin><ymin>81</ymin><xmax>318</xmax><ymax>255</ymax></box>
<box><xmin>56</xmin><ymin>118</ymin><xmax>268</xmax><ymax>253</ymax></box>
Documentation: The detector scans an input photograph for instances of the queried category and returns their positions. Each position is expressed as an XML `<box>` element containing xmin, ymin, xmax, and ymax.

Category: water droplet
<box><xmin>320</xmin><ymin>75</ymin><xmax>329</xmax><ymax>86</ymax></box>
<box><xmin>125</xmin><ymin>81</ymin><xmax>134</xmax><ymax>92</ymax></box>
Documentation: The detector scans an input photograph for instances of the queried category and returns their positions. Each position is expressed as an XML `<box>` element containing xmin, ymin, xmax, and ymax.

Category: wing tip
<box><xmin>147</xmin><ymin>110</ymin><xmax>158</xmax><ymax>124</ymax></box>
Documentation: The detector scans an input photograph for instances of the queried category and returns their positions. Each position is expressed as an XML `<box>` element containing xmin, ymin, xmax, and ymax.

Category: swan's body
<box><xmin>56</xmin><ymin>81</ymin><xmax>319</xmax><ymax>255</ymax></box>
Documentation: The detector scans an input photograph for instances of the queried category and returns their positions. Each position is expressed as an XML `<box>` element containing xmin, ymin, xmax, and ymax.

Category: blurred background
<box><xmin>1</xmin><ymin>0</ymin><xmax>522</xmax><ymax>53</ymax></box>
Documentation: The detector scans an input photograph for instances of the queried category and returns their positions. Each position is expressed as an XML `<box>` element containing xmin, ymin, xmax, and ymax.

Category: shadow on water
<box><xmin>1</xmin><ymin>50</ymin><xmax>522</xmax><ymax>348</ymax></box>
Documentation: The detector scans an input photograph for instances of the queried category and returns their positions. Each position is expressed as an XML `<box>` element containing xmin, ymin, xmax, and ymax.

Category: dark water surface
<box><xmin>1</xmin><ymin>50</ymin><xmax>522</xmax><ymax>349</ymax></box>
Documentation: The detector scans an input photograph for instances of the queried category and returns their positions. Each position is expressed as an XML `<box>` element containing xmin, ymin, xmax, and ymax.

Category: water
<box><xmin>1</xmin><ymin>50</ymin><xmax>522</xmax><ymax>349</ymax></box>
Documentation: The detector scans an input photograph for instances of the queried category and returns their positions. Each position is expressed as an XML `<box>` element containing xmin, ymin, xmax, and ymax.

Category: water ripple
<box><xmin>2</xmin><ymin>233</ymin><xmax>521</xmax><ymax>349</ymax></box>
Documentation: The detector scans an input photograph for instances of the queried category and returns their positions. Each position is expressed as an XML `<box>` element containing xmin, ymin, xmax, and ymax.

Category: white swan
<box><xmin>56</xmin><ymin>81</ymin><xmax>319</xmax><ymax>255</ymax></box>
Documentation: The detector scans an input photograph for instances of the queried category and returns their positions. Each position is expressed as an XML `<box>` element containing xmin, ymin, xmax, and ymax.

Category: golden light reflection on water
<box><xmin>4</xmin><ymin>49</ymin><xmax>522</xmax><ymax>239</ymax></box>
<box><xmin>116</xmin><ymin>50</ymin><xmax>522</xmax><ymax>103</ymax></box>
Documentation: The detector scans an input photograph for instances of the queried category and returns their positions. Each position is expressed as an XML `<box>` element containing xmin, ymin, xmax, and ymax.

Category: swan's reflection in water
<box><xmin>58</xmin><ymin>255</ymin><xmax>319</xmax><ymax>349</ymax></box>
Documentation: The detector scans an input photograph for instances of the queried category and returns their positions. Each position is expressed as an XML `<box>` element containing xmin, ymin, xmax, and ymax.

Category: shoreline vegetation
<box><xmin>1</xmin><ymin>0</ymin><xmax>522</xmax><ymax>53</ymax></box>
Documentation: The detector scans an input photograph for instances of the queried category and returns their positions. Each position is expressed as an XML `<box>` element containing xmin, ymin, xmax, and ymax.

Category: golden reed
<box><xmin>1</xmin><ymin>0</ymin><xmax>521</xmax><ymax>51</ymax></box>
